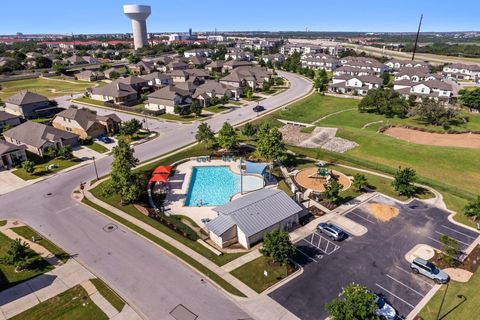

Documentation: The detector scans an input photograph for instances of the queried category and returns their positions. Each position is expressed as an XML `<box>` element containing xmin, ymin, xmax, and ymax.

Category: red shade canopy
<box><xmin>153</xmin><ymin>165</ymin><xmax>172</xmax><ymax>175</ymax></box>
<box><xmin>149</xmin><ymin>173</ymin><xmax>170</xmax><ymax>183</ymax></box>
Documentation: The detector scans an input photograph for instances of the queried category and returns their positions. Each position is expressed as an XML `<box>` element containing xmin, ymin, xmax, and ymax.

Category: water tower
<box><xmin>123</xmin><ymin>4</ymin><xmax>151</xmax><ymax>50</ymax></box>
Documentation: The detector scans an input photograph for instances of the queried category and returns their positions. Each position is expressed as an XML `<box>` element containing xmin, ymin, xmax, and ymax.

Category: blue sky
<box><xmin>2</xmin><ymin>0</ymin><xmax>479</xmax><ymax>35</ymax></box>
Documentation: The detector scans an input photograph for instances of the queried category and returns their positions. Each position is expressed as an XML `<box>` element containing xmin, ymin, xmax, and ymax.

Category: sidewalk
<box><xmin>82</xmin><ymin>187</ymin><xmax>258</xmax><ymax>298</ymax></box>
<box><xmin>222</xmin><ymin>249</ymin><xmax>262</xmax><ymax>273</ymax></box>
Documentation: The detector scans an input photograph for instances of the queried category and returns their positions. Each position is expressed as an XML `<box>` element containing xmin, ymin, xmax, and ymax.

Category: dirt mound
<box><xmin>384</xmin><ymin>127</ymin><xmax>480</xmax><ymax>149</ymax></box>
<box><xmin>368</xmin><ymin>203</ymin><xmax>399</xmax><ymax>222</ymax></box>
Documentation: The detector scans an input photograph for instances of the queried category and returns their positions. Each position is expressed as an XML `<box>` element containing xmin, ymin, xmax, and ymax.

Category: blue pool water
<box><xmin>185</xmin><ymin>166</ymin><xmax>264</xmax><ymax>206</ymax></box>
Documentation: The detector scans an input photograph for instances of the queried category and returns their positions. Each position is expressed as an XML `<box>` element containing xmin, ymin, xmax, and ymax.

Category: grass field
<box><xmin>10</xmin><ymin>285</ymin><xmax>107</xmax><ymax>320</ymax></box>
<box><xmin>90</xmin><ymin>278</ymin><xmax>125</xmax><ymax>312</ymax></box>
<box><xmin>419</xmin><ymin>269</ymin><xmax>480</xmax><ymax>320</ymax></box>
<box><xmin>13</xmin><ymin>157</ymin><xmax>82</xmax><ymax>180</ymax></box>
<box><xmin>73</xmin><ymin>97</ymin><xmax>106</xmax><ymax>107</ymax></box>
<box><xmin>0</xmin><ymin>78</ymin><xmax>95</xmax><ymax>100</ymax></box>
<box><xmin>205</xmin><ymin>105</ymin><xmax>230</xmax><ymax>113</ymax></box>
<box><xmin>10</xmin><ymin>226</ymin><xmax>70</xmax><ymax>263</ymax></box>
<box><xmin>231</xmin><ymin>256</ymin><xmax>296</xmax><ymax>293</ymax></box>
<box><xmin>86</xmin><ymin>143</ymin><xmax>109</xmax><ymax>154</ymax></box>
<box><xmin>0</xmin><ymin>232</ymin><xmax>53</xmax><ymax>291</ymax></box>
<box><xmin>157</xmin><ymin>113</ymin><xmax>209</xmax><ymax>122</ymax></box>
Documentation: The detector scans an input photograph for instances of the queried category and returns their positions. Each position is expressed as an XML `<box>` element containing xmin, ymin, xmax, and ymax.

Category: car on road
<box><xmin>316</xmin><ymin>223</ymin><xmax>346</xmax><ymax>241</ymax></box>
<box><xmin>98</xmin><ymin>135</ymin><xmax>113</xmax><ymax>144</ymax></box>
<box><xmin>410</xmin><ymin>257</ymin><xmax>449</xmax><ymax>284</ymax></box>
<box><xmin>252</xmin><ymin>105</ymin><xmax>265</xmax><ymax>112</ymax></box>
<box><xmin>374</xmin><ymin>294</ymin><xmax>398</xmax><ymax>320</ymax></box>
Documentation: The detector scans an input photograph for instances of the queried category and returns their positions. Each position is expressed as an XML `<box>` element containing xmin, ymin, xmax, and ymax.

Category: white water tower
<box><xmin>123</xmin><ymin>4</ymin><xmax>151</xmax><ymax>50</ymax></box>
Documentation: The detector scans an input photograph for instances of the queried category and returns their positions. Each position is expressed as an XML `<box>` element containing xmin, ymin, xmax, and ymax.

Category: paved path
<box><xmin>222</xmin><ymin>249</ymin><xmax>262</xmax><ymax>273</ymax></box>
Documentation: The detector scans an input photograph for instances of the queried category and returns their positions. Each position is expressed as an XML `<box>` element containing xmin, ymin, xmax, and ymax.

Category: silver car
<box><xmin>316</xmin><ymin>223</ymin><xmax>346</xmax><ymax>241</ymax></box>
<box><xmin>410</xmin><ymin>258</ymin><xmax>449</xmax><ymax>284</ymax></box>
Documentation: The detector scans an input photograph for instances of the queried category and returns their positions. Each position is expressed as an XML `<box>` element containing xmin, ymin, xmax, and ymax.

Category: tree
<box><xmin>323</xmin><ymin>180</ymin><xmax>343</xmax><ymax>204</ymax></box>
<box><xmin>352</xmin><ymin>174</ymin><xmax>368</xmax><ymax>192</ymax></box>
<box><xmin>382</xmin><ymin>72</ymin><xmax>391</xmax><ymax>86</ymax></box>
<box><xmin>57</xmin><ymin>145</ymin><xmax>73</xmax><ymax>160</ymax></box>
<box><xmin>127</xmin><ymin>54</ymin><xmax>140</xmax><ymax>64</ymax></box>
<box><xmin>44</xmin><ymin>146</ymin><xmax>59</xmax><ymax>158</ymax></box>
<box><xmin>195</xmin><ymin>122</ymin><xmax>215</xmax><ymax>149</ymax></box>
<box><xmin>440</xmin><ymin>235</ymin><xmax>459</xmax><ymax>267</ymax></box>
<box><xmin>217</xmin><ymin>122</ymin><xmax>238</xmax><ymax>151</ymax></box>
<box><xmin>463</xmin><ymin>196</ymin><xmax>480</xmax><ymax>221</ymax></box>
<box><xmin>35</xmin><ymin>56</ymin><xmax>53</xmax><ymax>69</ymax></box>
<box><xmin>102</xmin><ymin>138</ymin><xmax>144</xmax><ymax>205</ymax></box>
<box><xmin>109</xmin><ymin>71</ymin><xmax>120</xmax><ymax>80</ymax></box>
<box><xmin>459</xmin><ymin>88</ymin><xmax>480</xmax><ymax>111</ymax></box>
<box><xmin>53</xmin><ymin>63</ymin><xmax>66</xmax><ymax>75</ymax></box>
<box><xmin>2</xmin><ymin>239</ymin><xmax>30</xmax><ymax>270</ymax></box>
<box><xmin>392</xmin><ymin>167</ymin><xmax>417</xmax><ymax>197</ymax></box>
<box><xmin>326</xmin><ymin>283</ymin><xmax>379</xmax><ymax>320</ymax></box>
<box><xmin>260</xmin><ymin>229</ymin><xmax>295</xmax><ymax>266</ymax></box>
<box><xmin>243</xmin><ymin>85</ymin><xmax>253</xmax><ymax>99</ymax></box>
<box><xmin>256</xmin><ymin>127</ymin><xmax>286</xmax><ymax>162</ymax></box>
<box><xmin>191</xmin><ymin>100</ymin><xmax>203</xmax><ymax>117</ymax></box>
<box><xmin>241</xmin><ymin>122</ymin><xmax>257</xmax><ymax>138</ymax></box>
<box><xmin>22</xmin><ymin>160</ymin><xmax>35</xmax><ymax>174</ymax></box>
<box><xmin>119</xmin><ymin>118</ymin><xmax>142</xmax><ymax>136</ymax></box>
<box><xmin>412</xmin><ymin>99</ymin><xmax>460</xmax><ymax>127</ymax></box>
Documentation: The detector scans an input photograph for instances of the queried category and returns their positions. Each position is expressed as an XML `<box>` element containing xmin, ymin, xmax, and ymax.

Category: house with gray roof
<box><xmin>3</xmin><ymin>91</ymin><xmax>55</xmax><ymax>119</ymax></box>
<box><xmin>75</xmin><ymin>70</ymin><xmax>104</xmax><ymax>82</ymax></box>
<box><xmin>141</xmin><ymin>72</ymin><xmax>173</xmax><ymax>88</ymax></box>
<box><xmin>329</xmin><ymin>74</ymin><xmax>383</xmax><ymax>96</ymax></box>
<box><xmin>193</xmin><ymin>80</ymin><xmax>240</xmax><ymax>105</ymax></box>
<box><xmin>145</xmin><ymin>85</ymin><xmax>192</xmax><ymax>114</ymax></box>
<box><xmin>0</xmin><ymin>111</ymin><xmax>21</xmax><ymax>130</ymax></box>
<box><xmin>52</xmin><ymin>107</ymin><xmax>121</xmax><ymax>139</ymax></box>
<box><xmin>206</xmin><ymin>189</ymin><xmax>304</xmax><ymax>249</ymax></box>
<box><xmin>220</xmin><ymin>66</ymin><xmax>273</xmax><ymax>91</ymax></box>
<box><xmin>90</xmin><ymin>80</ymin><xmax>138</xmax><ymax>105</ymax></box>
<box><xmin>0</xmin><ymin>140</ymin><xmax>27</xmax><ymax>170</ymax></box>
<box><xmin>3</xmin><ymin>121</ymin><xmax>79</xmax><ymax>157</ymax></box>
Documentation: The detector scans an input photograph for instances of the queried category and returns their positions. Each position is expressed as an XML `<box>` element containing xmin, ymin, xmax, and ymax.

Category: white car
<box><xmin>375</xmin><ymin>294</ymin><xmax>397</xmax><ymax>320</ymax></box>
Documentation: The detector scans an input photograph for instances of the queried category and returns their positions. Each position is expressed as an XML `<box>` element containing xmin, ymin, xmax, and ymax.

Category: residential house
<box><xmin>184</xmin><ymin>49</ymin><xmax>213</xmax><ymax>58</ymax></box>
<box><xmin>443</xmin><ymin>63</ymin><xmax>480</xmax><ymax>80</ymax></box>
<box><xmin>206</xmin><ymin>60</ymin><xmax>224</xmax><ymax>72</ymax></box>
<box><xmin>3</xmin><ymin>91</ymin><xmax>55</xmax><ymax>119</ymax></box>
<box><xmin>221</xmin><ymin>60</ymin><xmax>253</xmax><ymax>73</ymax></box>
<box><xmin>220</xmin><ymin>66</ymin><xmax>272</xmax><ymax>92</ymax></box>
<box><xmin>393</xmin><ymin>79</ymin><xmax>453</xmax><ymax>102</ymax></box>
<box><xmin>340</xmin><ymin>57</ymin><xmax>387</xmax><ymax>74</ymax></box>
<box><xmin>118</xmin><ymin>76</ymin><xmax>149</xmax><ymax>91</ymax></box>
<box><xmin>394</xmin><ymin>67</ymin><xmax>440</xmax><ymax>82</ymax></box>
<box><xmin>132</xmin><ymin>60</ymin><xmax>157</xmax><ymax>75</ymax></box>
<box><xmin>262</xmin><ymin>54</ymin><xmax>285</xmax><ymax>64</ymax></box>
<box><xmin>167</xmin><ymin>70</ymin><xmax>190</xmax><ymax>83</ymax></box>
<box><xmin>145</xmin><ymin>85</ymin><xmax>192</xmax><ymax>114</ymax></box>
<box><xmin>386</xmin><ymin>59</ymin><xmax>430</xmax><ymax>71</ymax></box>
<box><xmin>187</xmin><ymin>55</ymin><xmax>208</xmax><ymax>67</ymax></box>
<box><xmin>206</xmin><ymin>189</ymin><xmax>305</xmax><ymax>249</ymax></box>
<box><xmin>0</xmin><ymin>111</ymin><xmax>21</xmax><ymax>130</ymax></box>
<box><xmin>329</xmin><ymin>75</ymin><xmax>383</xmax><ymax>95</ymax></box>
<box><xmin>193</xmin><ymin>80</ymin><xmax>240</xmax><ymax>106</ymax></box>
<box><xmin>141</xmin><ymin>72</ymin><xmax>173</xmax><ymax>88</ymax></box>
<box><xmin>301</xmin><ymin>55</ymin><xmax>340</xmax><ymax>71</ymax></box>
<box><xmin>0</xmin><ymin>140</ymin><xmax>27</xmax><ymax>170</ymax></box>
<box><xmin>225</xmin><ymin>50</ymin><xmax>254</xmax><ymax>61</ymax></box>
<box><xmin>333</xmin><ymin>66</ymin><xmax>376</xmax><ymax>77</ymax></box>
<box><xmin>90</xmin><ymin>81</ymin><xmax>138</xmax><ymax>105</ymax></box>
<box><xmin>75</xmin><ymin>70</ymin><xmax>104</xmax><ymax>82</ymax></box>
<box><xmin>166</xmin><ymin>61</ymin><xmax>189</xmax><ymax>71</ymax></box>
<box><xmin>184</xmin><ymin>68</ymin><xmax>210</xmax><ymax>82</ymax></box>
<box><xmin>52</xmin><ymin>107</ymin><xmax>121</xmax><ymax>139</ymax></box>
<box><xmin>3</xmin><ymin>121</ymin><xmax>79</xmax><ymax>157</ymax></box>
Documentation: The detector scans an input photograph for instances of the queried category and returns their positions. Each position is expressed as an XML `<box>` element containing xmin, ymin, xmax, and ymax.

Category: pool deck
<box><xmin>165</xmin><ymin>159</ymin><xmax>243</xmax><ymax>228</ymax></box>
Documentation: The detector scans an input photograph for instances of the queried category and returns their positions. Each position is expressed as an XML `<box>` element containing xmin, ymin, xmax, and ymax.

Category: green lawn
<box><xmin>0</xmin><ymin>220</ymin><xmax>6</xmax><ymax>227</ymax></box>
<box><xmin>205</xmin><ymin>105</ymin><xmax>230</xmax><ymax>113</ymax></box>
<box><xmin>13</xmin><ymin>157</ymin><xmax>82</xmax><ymax>180</ymax></box>
<box><xmin>90</xmin><ymin>278</ymin><xmax>125</xmax><ymax>312</ymax></box>
<box><xmin>419</xmin><ymin>268</ymin><xmax>480</xmax><ymax>320</ymax></box>
<box><xmin>0</xmin><ymin>78</ymin><xmax>94</xmax><ymax>100</ymax></box>
<box><xmin>73</xmin><ymin>97</ymin><xmax>106</xmax><ymax>107</ymax></box>
<box><xmin>231</xmin><ymin>256</ymin><xmax>296</xmax><ymax>293</ymax></box>
<box><xmin>81</xmin><ymin>197</ymin><xmax>246</xmax><ymax>297</ymax></box>
<box><xmin>86</xmin><ymin>143</ymin><xmax>109</xmax><ymax>154</ymax></box>
<box><xmin>0</xmin><ymin>232</ymin><xmax>54</xmax><ymax>291</ymax></box>
<box><xmin>157</xmin><ymin>113</ymin><xmax>208</xmax><ymax>122</ymax></box>
<box><xmin>10</xmin><ymin>226</ymin><xmax>70</xmax><ymax>263</ymax></box>
<box><xmin>10</xmin><ymin>285</ymin><xmax>107</xmax><ymax>320</ymax></box>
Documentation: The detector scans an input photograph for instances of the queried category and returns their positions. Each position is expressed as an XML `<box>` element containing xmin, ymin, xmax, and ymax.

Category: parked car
<box><xmin>374</xmin><ymin>294</ymin><xmax>398</xmax><ymax>320</ymax></box>
<box><xmin>98</xmin><ymin>135</ymin><xmax>113</xmax><ymax>144</ymax></box>
<box><xmin>253</xmin><ymin>105</ymin><xmax>265</xmax><ymax>112</ymax></box>
<box><xmin>316</xmin><ymin>223</ymin><xmax>346</xmax><ymax>241</ymax></box>
<box><xmin>410</xmin><ymin>258</ymin><xmax>449</xmax><ymax>284</ymax></box>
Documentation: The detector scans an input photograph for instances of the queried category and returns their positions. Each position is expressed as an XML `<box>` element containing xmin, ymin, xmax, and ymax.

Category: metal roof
<box><xmin>207</xmin><ymin>189</ymin><xmax>303</xmax><ymax>237</ymax></box>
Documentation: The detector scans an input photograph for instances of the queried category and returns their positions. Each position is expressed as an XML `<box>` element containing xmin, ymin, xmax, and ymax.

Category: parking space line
<box><xmin>295</xmin><ymin>247</ymin><xmax>319</xmax><ymax>263</ymax></box>
<box><xmin>349</xmin><ymin>211</ymin><xmax>376</xmax><ymax>224</ymax></box>
<box><xmin>434</xmin><ymin>231</ymin><xmax>471</xmax><ymax>246</ymax></box>
<box><xmin>441</xmin><ymin>225</ymin><xmax>477</xmax><ymax>240</ymax></box>
<box><xmin>394</xmin><ymin>266</ymin><xmax>433</xmax><ymax>287</ymax></box>
<box><xmin>386</xmin><ymin>274</ymin><xmax>425</xmax><ymax>297</ymax></box>
<box><xmin>375</xmin><ymin>283</ymin><xmax>415</xmax><ymax>309</ymax></box>
<box><xmin>427</xmin><ymin>236</ymin><xmax>444</xmax><ymax>246</ymax></box>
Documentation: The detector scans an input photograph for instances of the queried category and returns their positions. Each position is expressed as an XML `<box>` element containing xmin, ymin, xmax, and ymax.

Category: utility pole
<box><xmin>92</xmin><ymin>156</ymin><xmax>99</xmax><ymax>180</ymax></box>
<box><xmin>412</xmin><ymin>14</ymin><xmax>423</xmax><ymax>61</ymax></box>
<box><xmin>240</xmin><ymin>157</ymin><xmax>243</xmax><ymax>195</ymax></box>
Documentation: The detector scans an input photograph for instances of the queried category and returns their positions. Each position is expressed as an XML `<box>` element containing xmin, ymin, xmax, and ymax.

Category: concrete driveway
<box><xmin>270</xmin><ymin>195</ymin><xmax>479</xmax><ymax>320</ymax></box>
<box><xmin>0</xmin><ymin>170</ymin><xmax>32</xmax><ymax>195</ymax></box>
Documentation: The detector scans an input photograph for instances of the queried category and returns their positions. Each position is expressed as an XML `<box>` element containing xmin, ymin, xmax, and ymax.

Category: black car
<box><xmin>253</xmin><ymin>105</ymin><xmax>265</xmax><ymax>112</ymax></box>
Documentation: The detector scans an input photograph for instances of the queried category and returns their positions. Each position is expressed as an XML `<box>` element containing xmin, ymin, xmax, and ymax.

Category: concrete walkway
<box><xmin>82</xmin><ymin>186</ymin><xmax>258</xmax><ymax>298</ymax></box>
<box><xmin>222</xmin><ymin>249</ymin><xmax>262</xmax><ymax>273</ymax></box>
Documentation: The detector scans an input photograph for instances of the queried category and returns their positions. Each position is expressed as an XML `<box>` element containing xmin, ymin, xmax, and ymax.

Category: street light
<box><xmin>92</xmin><ymin>156</ymin><xmax>99</xmax><ymax>181</ymax></box>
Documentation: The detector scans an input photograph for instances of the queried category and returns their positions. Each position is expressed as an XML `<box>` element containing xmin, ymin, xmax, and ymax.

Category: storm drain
<box><xmin>170</xmin><ymin>304</ymin><xmax>198</xmax><ymax>320</ymax></box>
<box><xmin>102</xmin><ymin>224</ymin><xmax>118</xmax><ymax>232</ymax></box>
<box><xmin>44</xmin><ymin>192</ymin><xmax>54</xmax><ymax>198</ymax></box>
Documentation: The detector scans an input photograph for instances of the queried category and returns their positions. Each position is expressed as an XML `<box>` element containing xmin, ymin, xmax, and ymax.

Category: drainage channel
<box><xmin>102</xmin><ymin>223</ymin><xmax>118</xmax><ymax>232</ymax></box>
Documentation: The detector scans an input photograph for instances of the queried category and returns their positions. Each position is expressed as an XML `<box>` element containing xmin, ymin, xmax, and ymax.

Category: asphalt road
<box><xmin>0</xmin><ymin>72</ymin><xmax>312</xmax><ymax>320</ymax></box>
<box><xmin>270</xmin><ymin>195</ymin><xmax>479</xmax><ymax>320</ymax></box>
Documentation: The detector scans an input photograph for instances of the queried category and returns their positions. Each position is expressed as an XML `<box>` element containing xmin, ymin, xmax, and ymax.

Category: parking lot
<box><xmin>270</xmin><ymin>195</ymin><xmax>479</xmax><ymax>320</ymax></box>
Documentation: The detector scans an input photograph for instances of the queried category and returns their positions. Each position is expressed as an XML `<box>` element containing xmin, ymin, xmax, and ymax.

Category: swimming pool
<box><xmin>185</xmin><ymin>166</ymin><xmax>264</xmax><ymax>206</ymax></box>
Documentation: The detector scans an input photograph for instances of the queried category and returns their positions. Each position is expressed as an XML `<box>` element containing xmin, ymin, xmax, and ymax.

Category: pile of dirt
<box><xmin>384</xmin><ymin>127</ymin><xmax>480</xmax><ymax>149</ymax></box>
<box><xmin>368</xmin><ymin>203</ymin><xmax>399</xmax><ymax>222</ymax></box>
